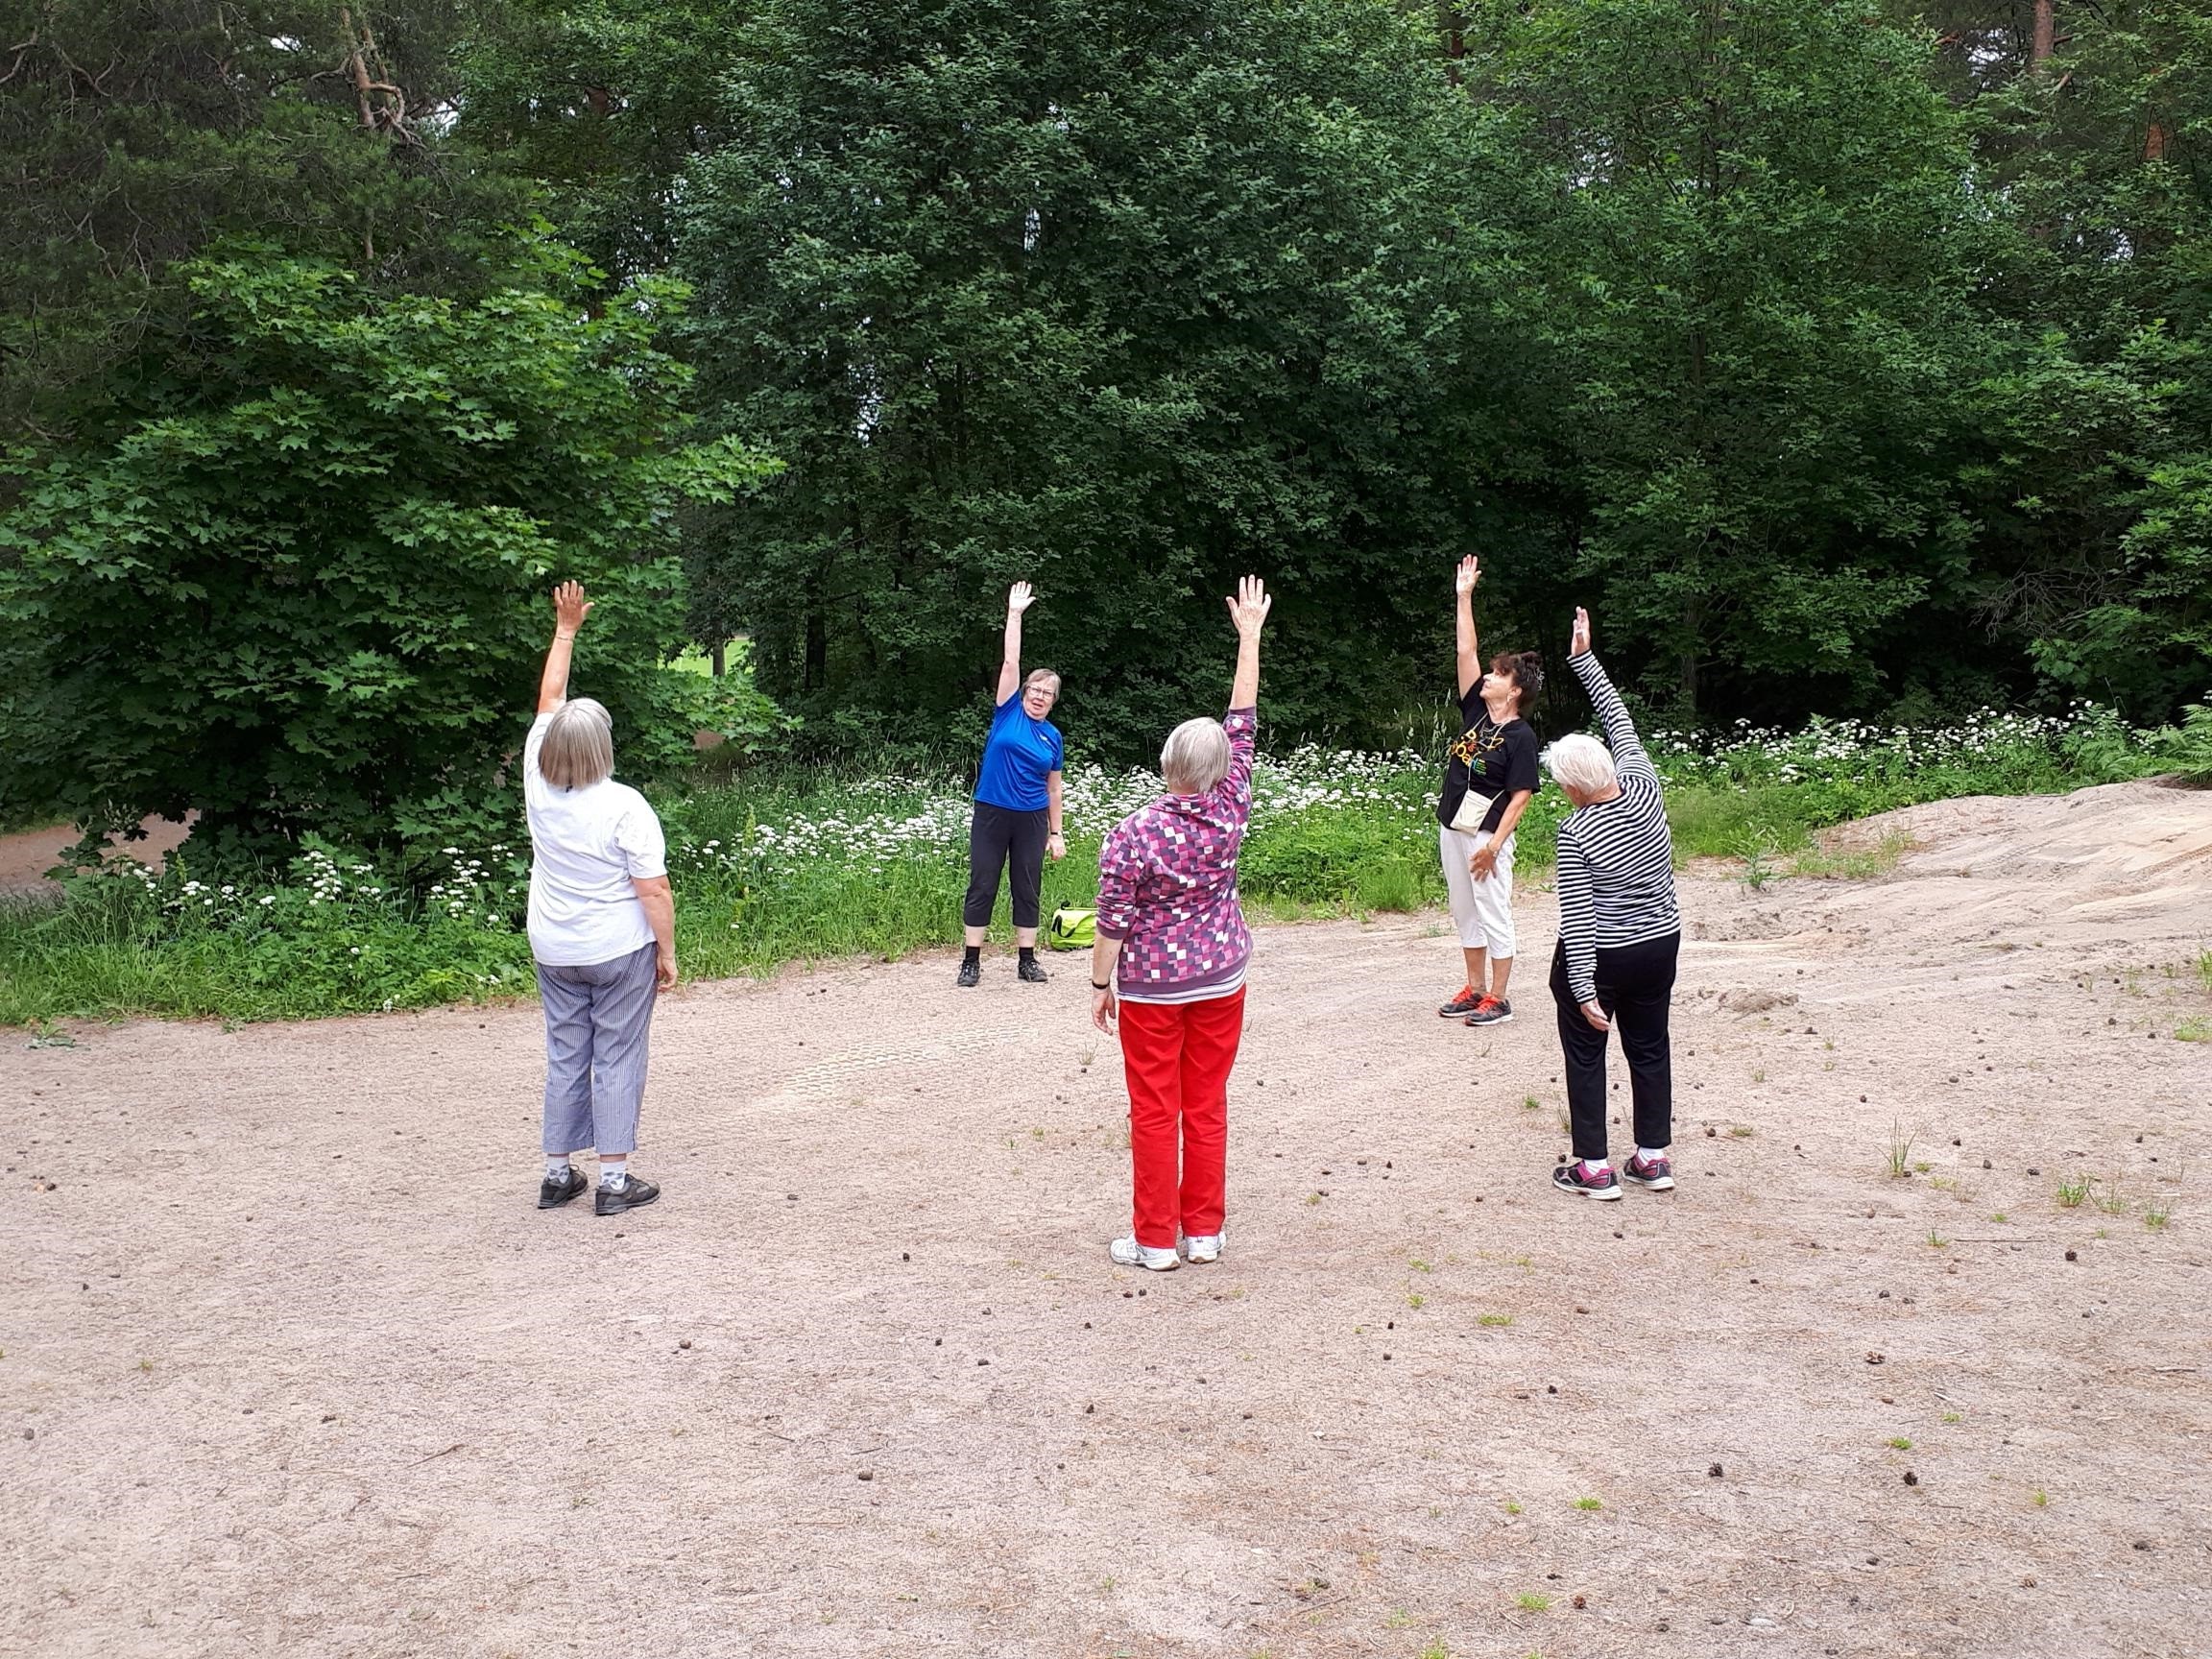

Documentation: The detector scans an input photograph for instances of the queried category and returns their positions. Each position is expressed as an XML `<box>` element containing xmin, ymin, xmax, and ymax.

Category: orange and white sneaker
<box><xmin>1464</xmin><ymin>995</ymin><xmax>1514</xmax><ymax>1027</ymax></box>
<box><xmin>1439</xmin><ymin>985</ymin><xmax>1482</xmax><ymax>1018</ymax></box>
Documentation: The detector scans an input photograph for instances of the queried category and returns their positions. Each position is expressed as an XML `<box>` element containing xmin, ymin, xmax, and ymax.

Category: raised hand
<box><xmin>1570</xmin><ymin>606</ymin><xmax>1592</xmax><ymax>659</ymax></box>
<box><xmin>1008</xmin><ymin>581</ymin><xmax>1037</xmax><ymax>614</ymax></box>
<box><xmin>1455</xmin><ymin>555</ymin><xmax>1480</xmax><ymax>596</ymax></box>
<box><xmin>553</xmin><ymin>581</ymin><xmax>593</xmax><ymax>637</ymax></box>
<box><xmin>1225</xmin><ymin>574</ymin><xmax>1272</xmax><ymax>637</ymax></box>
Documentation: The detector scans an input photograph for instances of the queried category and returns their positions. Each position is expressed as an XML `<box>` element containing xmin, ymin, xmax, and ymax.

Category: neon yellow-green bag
<box><xmin>1046</xmin><ymin>906</ymin><xmax>1095</xmax><ymax>950</ymax></box>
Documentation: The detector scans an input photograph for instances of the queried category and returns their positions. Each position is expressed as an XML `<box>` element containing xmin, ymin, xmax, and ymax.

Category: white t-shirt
<box><xmin>523</xmin><ymin>712</ymin><xmax>668</xmax><ymax>966</ymax></box>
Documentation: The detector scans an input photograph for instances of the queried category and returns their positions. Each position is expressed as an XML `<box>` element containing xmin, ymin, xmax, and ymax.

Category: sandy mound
<box><xmin>1823</xmin><ymin>777</ymin><xmax>2212</xmax><ymax>890</ymax></box>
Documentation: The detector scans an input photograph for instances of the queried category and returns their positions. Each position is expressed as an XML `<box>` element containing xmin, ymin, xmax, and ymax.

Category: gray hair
<box><xmin>1161</xmin><ymin>716</ymin><xmax>1231</xmax><ymax>795</ymax></box>
<box><xmin>1542</xmin><ymin>733</ymin><xmax>1617</xmax><ymax>798</ymax></box>
<box><xmin>1023</xmin><ymin>667</ymin><xmax>1062</xmax><ymax>696</ymax></box>
<box><xmin>540</xmin><ymin>697</ymin><xmax>614</xmax><ymax>791</ymax></box>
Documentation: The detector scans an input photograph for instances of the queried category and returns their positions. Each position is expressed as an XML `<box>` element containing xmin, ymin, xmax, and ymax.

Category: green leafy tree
<box><xmin>677</xmin><ymin>0</ymin><xmax>1551</xmax><ymax>757</ymax></box>
<box><xmin>1955</xmin><ymin>0</ymin><xmax>2212</xmax><ymax>711</ymax></box>
<box><xmin>454</xmin><ymin>0</ymin><xmax>746</xmax><ymax>288</ymax></box>
<box><xmin>0</xmin><ymin>0</ymin><xmax>526</xmax><ymax>445</ymax></box>
<box><xmin>1463</xmin><ymin>0</ymin><xmax>2017</xmax><ymax>719</ymax></box>
<box><xmin>0</xmin><ymin>238</ymin><xmax>774</xmax><ymax>860</ymax></box>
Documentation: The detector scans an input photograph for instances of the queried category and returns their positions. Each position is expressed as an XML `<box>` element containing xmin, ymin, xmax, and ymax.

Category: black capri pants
<box><xmin>1550</xmin><ymin>930</ymin><xmax>1680</xmax><ymax>1163</ymax></box>
<box><xmin>964</xmin><ymin>802</ymin><xmax>1049</xmax><ymax>930</ymax></box>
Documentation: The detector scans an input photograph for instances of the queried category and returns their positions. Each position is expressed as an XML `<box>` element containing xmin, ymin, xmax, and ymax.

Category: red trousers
<box><xmin>1118</xmin><ymin>988</ymin><xmax>1246</xmax><ymax>1249</ymax></box>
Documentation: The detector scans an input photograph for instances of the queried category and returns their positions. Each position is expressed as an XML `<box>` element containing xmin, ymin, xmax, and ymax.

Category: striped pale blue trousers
<box><xmin>536</xmin><ymin>941</ymin><xmax>659</xmax><ymax>1157</ymax></box>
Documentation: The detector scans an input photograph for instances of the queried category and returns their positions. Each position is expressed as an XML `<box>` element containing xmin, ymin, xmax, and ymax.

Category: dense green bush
<box><xmin>0</xmin><ymin>239</ymin><xmax>774</xmax><ymax>864</ymax></box>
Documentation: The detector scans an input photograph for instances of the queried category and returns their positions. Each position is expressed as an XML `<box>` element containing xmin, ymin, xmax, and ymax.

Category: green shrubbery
<box><xmin>0</xmin><ymin>240</ymin><xmax>774</xmax><ymax>865</ymax></box>
<box><xmin>0</xmin><ymin>703</ymin><xmax>2185</xmax><ymax>1026</ymax></box>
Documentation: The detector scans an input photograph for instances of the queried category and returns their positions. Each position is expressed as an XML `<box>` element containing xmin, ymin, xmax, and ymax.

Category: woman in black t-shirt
<box><xmin>1435</xmin><ymin>555</ymin><xmax>1542</xmax><ymax>1026</ymax></box>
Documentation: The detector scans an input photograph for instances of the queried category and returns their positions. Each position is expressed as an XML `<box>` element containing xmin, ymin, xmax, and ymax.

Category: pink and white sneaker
<box><xmin>1623</xmin><ymin>1153</ymin><xmax>1675</xmax><ymax>1190</ymax></box>
<box><xmin>1551</xmin><ymin>1160</ymin><xmax>1623</xmax><ymax>1200</ymax></box>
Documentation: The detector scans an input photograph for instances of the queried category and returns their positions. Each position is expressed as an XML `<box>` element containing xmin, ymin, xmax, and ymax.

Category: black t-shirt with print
<box><xmin>1435</xmin><ymin>685</ymin><xmax>1540</xmax><ymax>834</ymax></box>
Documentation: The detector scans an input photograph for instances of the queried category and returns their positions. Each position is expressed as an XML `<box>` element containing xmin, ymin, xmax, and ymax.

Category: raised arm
<box><xmin>996</xmin><ymin>582</ymin><xmax>1036</xmax><ymax>704</ymax></box>
<box><xmin>1226</xmin><ymin>574</ymin><xmax>1270</xmax><ymax>709</ymax></box>
<box><xmin>1567</xmin><ymin>607</ymin><xmax>1653</xmax><ymax>785</ymax></box>
<box><xmin>538</xmin><ymin>581</ymin><xmax>592</xmax><ymax>714</ymax></box>
<box><xmin>1455</xmin><ymin>555</ymin><xmax>1479</xmax><ymax>698</ymax></box>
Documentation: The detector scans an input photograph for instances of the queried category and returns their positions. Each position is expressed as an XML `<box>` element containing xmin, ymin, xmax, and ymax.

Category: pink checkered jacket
<box><xmin>1095</xmin><ymin>707</ymin><xmax>1257</xmax><ymax>1004</ymax></box>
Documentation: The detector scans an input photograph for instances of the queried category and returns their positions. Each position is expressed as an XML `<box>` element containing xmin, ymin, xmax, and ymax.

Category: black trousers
<box><xmin>1550</xmin><ymin>931</ymin><xmax>1680</xmax><ymax>1163</ymax></box>
<box><xmin>964</xmin><ymin>802</ymin><xmax>1049</xmax><ymax>930</ymax></box>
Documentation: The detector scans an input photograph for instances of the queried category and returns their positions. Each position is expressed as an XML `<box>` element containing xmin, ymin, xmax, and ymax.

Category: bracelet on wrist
<box><xmin>1092</xmin><ymin>979</ymin><xmax>1113</xmax><ymax>991</ymax></box>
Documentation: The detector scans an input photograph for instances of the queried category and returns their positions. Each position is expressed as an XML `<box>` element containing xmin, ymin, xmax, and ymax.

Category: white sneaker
<box><xmin>1108</xmin><ymin>1237</ymin><xmax>1181</xmax><ymax>1271</ymax></box>
<box><xmin>1178</xmin><ymin>1233</ymin><xmax>1224</xmax><ymax>1264</ymax></box>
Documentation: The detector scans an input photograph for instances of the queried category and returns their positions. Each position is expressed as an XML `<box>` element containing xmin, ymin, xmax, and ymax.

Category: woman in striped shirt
<box><xmin>1544</xmin><ymin>606</ymin><xmax>1682</xmax><ymax>1201</ymax></box>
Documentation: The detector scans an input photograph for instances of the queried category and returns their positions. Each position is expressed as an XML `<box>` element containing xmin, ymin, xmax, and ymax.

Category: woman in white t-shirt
<box><xmin>525</xmin><ymin>581</ymin><xmax>677</xmax><ymax>1217</ymax></box>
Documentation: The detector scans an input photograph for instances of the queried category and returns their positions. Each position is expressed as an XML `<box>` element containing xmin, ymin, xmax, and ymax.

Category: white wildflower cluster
<box><xmin>141</xmin><ymin>842</ymin><xmax>520</xmax><ymax>933</ymax></box>
<box><xmin>1647</xmin><ymin>701</ymin><xmax>2155</xmax><ymax>787</ymax></box>
<box><xmin>424</xmin><ymin>843</ymin><xmax>523</xmax><ymax>929</ymax></box>
<box><xmin>661</xmin><ymin>744</ymin><xmax>1443</xmax><ymax>888</ymax></box>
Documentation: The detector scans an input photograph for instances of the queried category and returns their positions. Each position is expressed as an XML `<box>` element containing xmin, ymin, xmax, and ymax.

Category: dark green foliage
<box><xmin>1464</xmin><ymin>0</ymin><xmax>2021</xmax><ymax>720</ymax></box>
<box><xmin>0</xmin><ymin>239</ymin><xmax>774</xmax><ymax>860</ymax></box>
<box><xmin>677</xmin><ymin>0</ymin><xmax>1548</xmax><ymax>758</ymax></box>
<box><xmin>454</xmin><ymin>0</ymin><xmax>745</xmax><ymax>287</ymax></box>
<box><xmin>1963</xmin><ymin>1</ymin><xmax>2212</xmax><ymax>716</ymax></box>
<box><xmin>0</xmin><ymin>0</ymin><xmax>527</xmax><ymax>442</ymax></box>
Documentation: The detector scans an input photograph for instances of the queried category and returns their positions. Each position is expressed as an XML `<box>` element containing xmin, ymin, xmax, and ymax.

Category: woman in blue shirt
<box><xmin>958</xmin><ymin>581</ymin><xmax>1066</xmax><ymax>987</ymax></box>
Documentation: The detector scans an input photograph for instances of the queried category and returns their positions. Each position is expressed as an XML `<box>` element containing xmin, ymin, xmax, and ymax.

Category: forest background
<box><xmin>0</xmin><ymin>0</ymin><xmax>2207</xmax><ymax>873</ymax></box>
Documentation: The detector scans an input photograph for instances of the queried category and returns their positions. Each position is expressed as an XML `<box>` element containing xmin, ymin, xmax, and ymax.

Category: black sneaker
<box><xmin>955</xmin><ymin>957</ymin><xmax>981</xmax><ymax>988</ymax></box>
<box><xmin>1017</xmin><ymin>956</ymin><xmax>1048</xmax><ymax>984</ymax></box>
<box><xmin>1438</xmin><ymin>985</ymin><xmax>1481</xmax><ymax>1018</ymax></box>
<box><xmin>594</xmin><ymin>1173</ymin><xmax>661</xmax><ymax>1216</ymax></box>
<box><xmin>1551</xmin><ymin>1160</ymin><xmax>1623</xmax><ymax>1201</ymax></box>
<box><xmin>1464</xmin><ymin>995</ymin><xmax>1514</xmax><ymax>1027</ymax></box>
<box><xmin>1623</xmin><ymin>1152</ymin><xmax>1676</xmax><ymax>1190</ymax></box>
<box><xmin>538</xmin><ymin>1166</ymin><xmax>588</xmax><ymax>1210</ymax></box>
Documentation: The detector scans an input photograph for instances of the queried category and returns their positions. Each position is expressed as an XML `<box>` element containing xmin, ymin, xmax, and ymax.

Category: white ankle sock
<box><xmin>1580</xmin><ymin>1157</ymin><xmax>1611</xmax><ymax>1174</ymax></box>
<box><xmin>599</xmin><ymin>1165</ymin><xmax>627</xmax><ymax>1190</ymax></box>
<box><xmin>1636</xmin><ymin>1146</ymin><xmax>1667</xmax><ymax>1163</ymax></box>
<box><xmin>545</xmin><ymin>1157</ymin><xmax>570</xmax><ymax>1181</ymax></box>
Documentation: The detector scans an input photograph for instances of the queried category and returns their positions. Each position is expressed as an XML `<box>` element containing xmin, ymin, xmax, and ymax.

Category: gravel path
<box><xmin>5</xmin><ymin>781</ymin><xmax>2209</xmax><ymax>1658</ymax></box>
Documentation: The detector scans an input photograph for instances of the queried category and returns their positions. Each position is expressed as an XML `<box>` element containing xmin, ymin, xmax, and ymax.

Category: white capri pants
<box><xmin>1439</xmin><ymin>823</ymin><xmax>1517</xmax><ymax>957</ymax></box>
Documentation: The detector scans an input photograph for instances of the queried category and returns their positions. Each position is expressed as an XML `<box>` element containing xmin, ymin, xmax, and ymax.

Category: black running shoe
<box><xmin>1018</xmin><ymin>956</ymin><xmax>1048</xmax><ymax>984</ymax></box>
<box><xmin>594</xmin><ymin>1174</ymin><xmax>661</xmax><ymax>1216</ymax></box>
<box><xmin>1438</xmin><ymin>985</ymin><xmax>1481</xmax><ymax>1018</ymax></box>
<box><xmin>538</xmin><ymin>1166</ymin><xmax>588</xmax><ymax>1210</ymax></box>
<box><xmin>1623</xmin><ymin>1152</ymin><xmax>1676</xmax><ymax>1190</ymax></box>
<box><xmin>1464</xmin><ymin>995</ymin><xmax>1514</xmax><ymax>1027</ymax></box>
<box><xmin>1551</xmin><ymin>1160</ymin><xmax>1623</xmax><ymax>1201</ymax></box>
<box><xmin>955</xmin><ymin>957</ymin><xmax>981</xmax><ymax>988</ymax></box>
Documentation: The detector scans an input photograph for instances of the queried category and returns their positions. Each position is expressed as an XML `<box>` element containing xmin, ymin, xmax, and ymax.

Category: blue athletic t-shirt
<box><xmin>975</xmin><ymin>693</ymin><xmax>1064</xmax><ymax>811</ymax></box>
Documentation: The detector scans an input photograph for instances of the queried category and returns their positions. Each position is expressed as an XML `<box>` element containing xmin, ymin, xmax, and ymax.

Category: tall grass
<box><xmin>0</xmin><ymin>702</ymin><xmax>2176</xmax><ymax>1025</ymax></box>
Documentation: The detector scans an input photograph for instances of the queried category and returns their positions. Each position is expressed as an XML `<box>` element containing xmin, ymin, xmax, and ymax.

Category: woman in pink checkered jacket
<box><xmin>1088</xmin><ymin>576</ymin><xmax>1272</xmax><ymax>1272</ymax></box>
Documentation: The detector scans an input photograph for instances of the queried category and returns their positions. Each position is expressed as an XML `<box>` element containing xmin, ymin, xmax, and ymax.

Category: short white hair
<box><xmin>1161</xmin><ymin>716</ymin><xmax>1231</xmax><ymax>795</ymax></box>
<box><xmin>540</xmin><ymin>697</ymin><xmax>614</xmax><ymax>790</ymax></box>
<box><xmin>1543</xmin><ymin>733</ymin><xmax>1617</xmax><ymax>798</ymax></box>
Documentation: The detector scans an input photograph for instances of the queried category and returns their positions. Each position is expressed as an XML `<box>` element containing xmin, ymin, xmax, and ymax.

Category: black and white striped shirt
<box><xmin>1555</xmin><ymin>652</ymin><xmax>1679</xmax><ymax>1004</ymax></box>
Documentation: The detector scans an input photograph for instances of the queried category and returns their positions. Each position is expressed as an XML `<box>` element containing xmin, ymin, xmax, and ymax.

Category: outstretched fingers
<box><xmin>1224</xmin><ymin>574</ymin><xmax>1272</xmax><ymax>632</ymax></box>
<box><xmin>553</xmin><ymin>581</ymin><xmax>593</xmax><ymax>632</ymax></box>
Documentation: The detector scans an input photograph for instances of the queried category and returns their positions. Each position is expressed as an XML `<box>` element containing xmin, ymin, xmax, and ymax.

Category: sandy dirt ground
<box><xmin>5</xmin><ymin>780</ymin><xmax>2210</xmax><ymax>1659</ymax></box>
<box><xmin>0</xmin><ymin>816</ymin><xmax>192</xmax><ymax>891</ymax></box>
